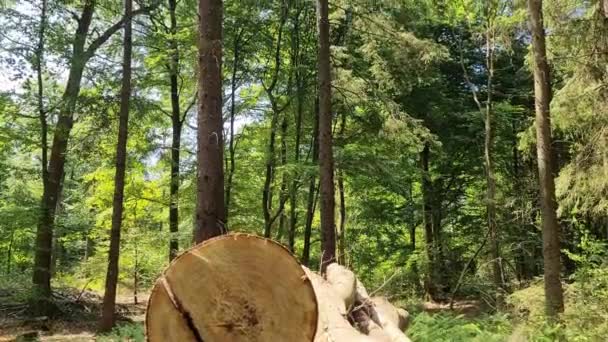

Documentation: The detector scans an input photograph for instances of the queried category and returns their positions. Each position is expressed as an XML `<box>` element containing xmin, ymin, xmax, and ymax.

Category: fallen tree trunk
<box><xmin>146</xmin><ymin>233</ymin><xmax>410</xmax><ymax>341</ymax></box>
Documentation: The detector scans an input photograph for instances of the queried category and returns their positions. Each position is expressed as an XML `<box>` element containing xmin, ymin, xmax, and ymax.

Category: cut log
<box><xmin>146</xmin><ymin>234</ymin><xmax>318</xmax><ymax>341</ymax></box>
<box><xmin>146</xmin><ymin>233</ymin><xmax>411</xmax><ymax>342</ymax></box>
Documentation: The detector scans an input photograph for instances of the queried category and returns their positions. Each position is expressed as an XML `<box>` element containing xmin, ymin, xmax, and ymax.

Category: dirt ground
<box><xmin>0</xmin><ymin>293</ymin><xmax>147</xmax><ymax>342</ymax></box>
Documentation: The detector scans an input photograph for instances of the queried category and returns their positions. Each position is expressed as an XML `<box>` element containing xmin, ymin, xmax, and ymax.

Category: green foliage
<box><xmin>509</xmin><ymin>236</ymin><xmax>608</xmax><ymax>341</ymax></box>
<box><xmin>98</xmin><ymin>322</ymin><xmax>145</xmax><ymax>342</ymax></box>
<box><xmin>408</xmin><ymin>312</ymin><xmax>511</xmax><ymax>342</ymax></box>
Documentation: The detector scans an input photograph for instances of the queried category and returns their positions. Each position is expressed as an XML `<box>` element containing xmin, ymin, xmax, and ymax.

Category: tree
<box><xmin>527</xmin><ymin>0</ymin><xmax>565</xmax><ymax>318</ymax></box>
<box><xmin>317</xmin><ymin>0</ymin><xmax>336</xmax><ymax>272</ymax></box>
<box><xmin>194</xmin><ymin>0</ymin><xmax>226</xmax><ymax>243</ymax></box>
<box><xmin>32</xmin><ymin>0</ymin><xmax>149</xmax><ymax>305</ymax></box>
<box><xmin>100</xmin><ymin>0</ymin><xmax>133</xmax><ymax>330</ymax></box>
<box><xmin>166</xmin><ymin>0</ymin><xmax>189</xmax><ymax>261</ymax></box>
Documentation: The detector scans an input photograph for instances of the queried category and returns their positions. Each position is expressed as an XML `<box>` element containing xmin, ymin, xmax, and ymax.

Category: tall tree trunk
<box><xmin>420</xmin><ymin>144</ymin><xmax>437</xmax><ymax>298</ymax></box>
<box><xmin>484</xmin><ymin>22</ymin><xmax>502</xmax><ymax>292</ymax></box>
<box><xmin>277</xmin><ymin>115</ymin><xmax>289</xmax><ymax>242</ymax></box>
<box><xmin>262</xmin><ymin>6</ymin><xmax>288</xmax><ymax>239</ymax></box>
<box><xmin>168</xmin><ymin>0</ymin><xmax>181</xmax><ymax>261</ymax></box>
<box><xmin>288</xmin><ymin>7</ymin><xmax>304</xmax><ymax>253</ymax></box>
<box><xmin>263</xmin><ymin>113</ymin><xmax>279</xmax><ymax>238</ymax></box>
<box><xmin>100</xmin><ymin>0</ymin><xmax>132</xmax><ymax>330</ymax></box>
<box><xmin>527</xmin><ymin>0</ymin><xmax>565</xmax><ymax>318</ymax></box>
<box><xmin>33</xmin><ymin>0</ymin><xmax>95</xmax><ymax>304</ymax></box>
<box><xmin>225</xmin><ymin>29</ymin><xmax>242</xmax><ymax>222</ymax></box>
<box><xmin>302</xmin><ymin>104</ymin><xmax>319</xmax><ymax>266</ymax></box>
<box><xmin>36</xmin><ymin>0</ymin><xmax>48</xmax><ymax>192</ymax></box>
<box><xmin>194</xmin><ymin>0</ymin><xmax>226</xmax><ymax>243</ymax></box>
<box><xmin>32</xmin><ymin>0</ymin><xmax>139</xmax><ymax>306</ymax></box>
<box><xmin>317</xmin><ymin>0</ymin><xmax>336</xmax><ymax>273</ymax></box>
<box><xmin>407</xmin><ymin>181</ymin><xmax>415</xmax><ymax>249</ymax></box>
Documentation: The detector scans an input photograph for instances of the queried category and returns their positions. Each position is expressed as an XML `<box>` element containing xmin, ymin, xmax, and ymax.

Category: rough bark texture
<box><xmin>317</xmin><ymin>0</ymin><xmax>336</xmax><ymax>273</ymax></box>
<box><xmin>168</xmin><ymin>0</ymin><xmax>181</xmax><ymax>261</ymax></box>
<box><xmin>194</xmin><ymin>0</ymin><xmax>226</xmax><ymax>243</ymax></box>
<box><xmin>146</xmin><ymin>234</ymin><xmax>319</xmax><ymax>341</ymax></box>
<box><xmin>527</xmin><ymin>0</ymin><xmax>565</xmax><ymax>318</ymax></box>
<box><xmin>100</xmin><ymin>0</ymin><xmax>132</xmax><ymax>330</ymax></box>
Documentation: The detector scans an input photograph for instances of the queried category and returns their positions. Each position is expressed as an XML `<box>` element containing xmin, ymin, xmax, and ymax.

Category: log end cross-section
<box><xmin>146</xmin><ymin>233</ymin><xmax>318</xmax><ymax>342</ymax></box>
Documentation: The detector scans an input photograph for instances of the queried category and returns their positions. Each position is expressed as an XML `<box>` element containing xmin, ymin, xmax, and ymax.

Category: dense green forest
<box><xmin>1</xmin><ymin>0</ymin><xmax>607</xmax><ymax>340</ymax></box>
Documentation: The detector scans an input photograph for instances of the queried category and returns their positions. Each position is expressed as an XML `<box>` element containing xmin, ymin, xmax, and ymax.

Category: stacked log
<box><xmin>146</xmin><ymin>233</ymin><xmax>410</xmax><ymax>342</ymax></box>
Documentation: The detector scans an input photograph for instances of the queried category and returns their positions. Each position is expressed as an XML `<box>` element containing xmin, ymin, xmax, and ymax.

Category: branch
<box><xmin>181</xmin><ymin>92</ymin><xmax>197</xmax><ymax>123</ymax></box>
<box><xmin>84</xmin><ymin>6</ymin><xmax>152</xmax><ymax>60</ymax></box>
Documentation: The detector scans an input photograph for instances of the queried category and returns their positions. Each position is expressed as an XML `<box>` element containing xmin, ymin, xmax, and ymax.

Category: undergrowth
<box><xmin>408</xmin><ymin>312</ymin><xmax>511</xmax><ymax>342</ymax></box>
<box><xmin>98</xmin><ymin>322</ymin><xmax>145</xmax><ymax>342</ymax></box>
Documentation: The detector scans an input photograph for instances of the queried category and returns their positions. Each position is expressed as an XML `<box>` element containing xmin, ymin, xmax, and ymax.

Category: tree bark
<box><xmin>317</xmin><ymin>0</ymin><xmax>336</xmax><ymax>273</ymax></box>
<box><xmin>168</xmin><ymin>0</ymin><xmax>181</xmax><ymax>261</ymax></box>
<box><xmin>194</xmin><ymin>0</ymin><xmax>226</xmax><ymax>243</ymax></box>
<box><xmin>100</xmin><ymin>0</ymin><xmax>132</xmax><ymax>330</ymax></box>
<box><xmin>527</xmin><ymin>0</ymin><xmax>565</xmax><ymax>318</ymax></box>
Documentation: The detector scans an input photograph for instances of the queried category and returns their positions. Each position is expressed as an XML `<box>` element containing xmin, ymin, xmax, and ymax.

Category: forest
<box><xmin>1</xmin><ymin>0</ymin><xmax>607</xmax><ymax>340</ymax></box>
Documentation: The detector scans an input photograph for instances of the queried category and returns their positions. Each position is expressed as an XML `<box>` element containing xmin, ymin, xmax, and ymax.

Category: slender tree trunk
<box><xmin>277</xmin><ymin>115</ymin><xmax>289</xmax><ymax>242</ymax></box>
<box><xmin>225</xmin><ymin>30</ymin><xmax>242</xmax><ymax>222</ymax></box>
<box><xmin>420</xmin><ymin>144</ymin><xmax>437</xmax><ymax>298</ymax></box>
<box><xmin>484</xmin><ymin>23</ymin><xmax>502</xmax><ymax>292</ymax></box>
<box><xmin>168</xmin><ymin>0</ymin><xmax>181</xmax><ymax>261</ymax></box>
<box><xmin>302</xmin><ymin>105</ymin><xmax>319</xmax><ymax>266</ymax></box>
<box><xmin>337</xmin><ymin>171</ymin><xmax>346</xmax><ymax>265</ymax></box>
<box><xmin>33</xmin><ymin>0</ymin><xmax>95</xmax><ymax>305</ymax></box>
<box><xmin>407</xmin><ymin>182</ymin><xmax>415</xmax><ymax>249</ymax></box>
<box><xmin>6</xmin><ymin>231</ymin><xmax>13</xmax><ymax>274</ymax></box>
<box><xmin>36</xmin><ymin>0</ymin><xmax>48</xmax><ymax>193</ymax></box>
<box><xmin>262</xmin><ymin>6</ymin><xmax>288</xmax><ymax>239</ymax></box>
<box><xmin>194</xmin><ymin>0</ymin><xmax>226</xmax><ymax>243</ymax></box>
<box><xmin>336</xmin><ymin>111</ymin><xmax>347</xmax><ymax>265</ymax></box>
<box><xmin>317</xmin><ymin>0</ymin><xmax>336</xmax><ymax>273</ymax></box>
<box><xmin>263</xmin><ymin>113</ymin><xmax>278</xmax><ymax>238</ymax></box>
<box><xmin>288</xmin><ymin>7</ymin><xmax>304</xmax><ymax>254</ymax></box>
<box><xmin>133</xmin><ymin>241</ymin><xmax>139</xmax><ymax>305</ymax></box>
<box><xmin>527</xmin><ymin>0</ymin><xmax>565</xmax><ymax>318</ymax></box>
<box><xmin>100</xmin><ymin>0</ymin><xmax>132</xmax><ymax>330</ymax></box>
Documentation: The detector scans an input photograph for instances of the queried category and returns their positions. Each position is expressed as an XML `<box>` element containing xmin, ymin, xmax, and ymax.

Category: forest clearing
<box><xmin>1</xmin><ymin>0</ymin><xmax>608</xmax><ymax>340</ymax></box>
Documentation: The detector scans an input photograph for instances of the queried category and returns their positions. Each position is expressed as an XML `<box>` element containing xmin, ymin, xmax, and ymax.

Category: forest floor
<box><xmin>0</xmin><ymin>290</ymin><xmax>148</xmax><ymax>342</ymax></box>
<box><xmin>0</xmin><ymin>289</ymin><xmax>488</xmax><ymax>341</ymax></box>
